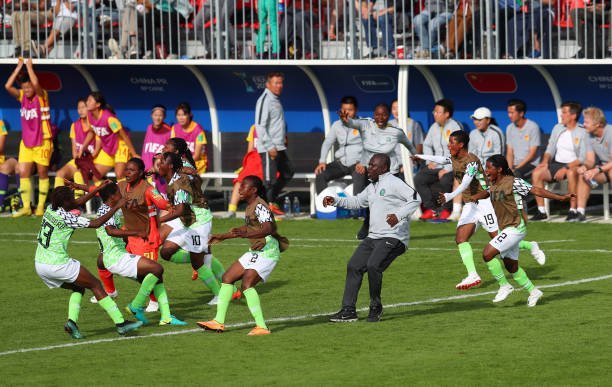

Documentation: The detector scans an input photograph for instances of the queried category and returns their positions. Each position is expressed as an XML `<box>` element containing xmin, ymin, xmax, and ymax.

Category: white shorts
<box><xmin>457</xmin><ymin>198</ymin><xmax>498</xmax><ymax>233</ymax></box>
<box><xmin>238</xmin><ymin>251</ymin><xmax>278</xmax><ymax>282</ymax></box>
<box><xmin>166</xmin><ymin>218</ymin><xmax>206</xmax><ymax>253</ymax></box>
<box><xmin>190</xmin><ymin>221</ymin><xmax>212</xmax><ymax>253</ymax></box>
<box><xmin>489</xmin><ymin>227</ymin><xmax>526</xmax><ymax>260</ymax></box>
<box><xmin>107</xmin><ymin>253</ymin><xmax>140</xmax><ymax>279</ymax></box>
<box><xmin>35</xmin><ymin>258</ymin><xmax>81</xmax><ymax>288</ymax></box>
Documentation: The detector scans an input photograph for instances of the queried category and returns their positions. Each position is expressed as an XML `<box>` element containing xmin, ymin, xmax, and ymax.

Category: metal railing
<box><xmin>0</xmin><ymin>0</ymin><xmax>610</xmax><ymax>60</ymax></box>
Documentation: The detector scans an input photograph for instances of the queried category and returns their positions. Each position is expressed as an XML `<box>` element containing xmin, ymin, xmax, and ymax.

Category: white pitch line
<box><xmin>1</xmin><ymin>273</ymin><xmax>612</xmax><ymax>358</ymax></box>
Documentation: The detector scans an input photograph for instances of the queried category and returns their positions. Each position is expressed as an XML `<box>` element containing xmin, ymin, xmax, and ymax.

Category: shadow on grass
<box><xmin>509</xmin><ymin>289</ymin><xmax>595</xmax><ymax>307</ymax></box>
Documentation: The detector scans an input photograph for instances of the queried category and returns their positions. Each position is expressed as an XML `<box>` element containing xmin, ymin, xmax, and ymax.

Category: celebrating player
<box><xmin>95</xmin><ymin>181</ymin><xmax>187</xmax><ymax>326</ymax></box>
<box><xmin>198</xmin><ymin>175</ymin><xmax>289</xmax><ymax>335</ymax></box>
<box><xmin>5</xmin><ymin>58</ymin><xmax>53</xmax><ymax>217</ymax></box>
<box><xmin>469</xmin><ymin>155</ymin><xmax>573</xmax><ymax>306</ymax></box>
<box><xmin>35</xmin><ymin>182</ymin><xmax>142</xmax><ymax>339</ymax></box>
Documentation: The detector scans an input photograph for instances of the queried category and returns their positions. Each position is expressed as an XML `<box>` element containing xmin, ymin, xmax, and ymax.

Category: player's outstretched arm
<box><xmin>530</xmin><ymin>186</ymin><xmax>574</xmax><ymax>202</ymax></box>
<box><xmin>88</xmin><ymin>197</ymin><xmax>126</xmax><ymax>229</ymax></box>
<box><xmin>105</xmin><ymin>225</ymin><xmax>147</xmax><ymax>239</ymax></box>
<box><xmin>467</xmin><ymin>190</ymin><xmax>490</xmax><ymax>203</ymax></box>
<box><xmin>71</xmin><ymin>179</ymin><xmax>112</xmax><ymax>207</ymax></box>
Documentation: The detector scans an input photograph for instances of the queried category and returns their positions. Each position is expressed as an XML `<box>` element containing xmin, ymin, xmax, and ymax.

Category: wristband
<box><xmin>597</xmin><ymin>166</ymin><xmax>603</xmax><ymax>173</ymax></box>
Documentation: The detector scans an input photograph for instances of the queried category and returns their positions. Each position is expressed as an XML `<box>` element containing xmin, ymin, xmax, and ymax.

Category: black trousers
<box><xmin>514</xmin><ymin>163</ymin><xmax>535</xmax><ymax>180</ymax></box>
<box><xmin>413</xmin><ymin>167</ymin><xmax>453</xmax><ymax>211</ymax></box>
<box><xmin>259</xmin><ymin>150</ymin><xmax>294</xmax><ymax>203</ymax></box>
<box><xmin>315</xmin><ymin>160</ymin><xmax>366</xmax><ymax>195</ymax></box>
<box><xmin>342</xmin><ymin>237</ymin><xmax>406</xmax><ymax>310</ymax></box>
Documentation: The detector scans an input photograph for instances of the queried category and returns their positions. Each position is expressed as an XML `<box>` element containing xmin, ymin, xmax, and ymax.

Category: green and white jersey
<box><xmin>168</xmin><ymin>172</ymin><xmax>212</xmax><ymax>227</ymax></box>
<box><xmin>193</xmin><ymin>207</ymin><xmax>213</xmax><ymax>226</ymax></box>
<box><xmin>35</xmin><ymin>206</ymin><xmax>91</xmax><ymax>265</ymax></box>
<box><xmin>96</xmin><ymin>204</ymin><xmax>128</xmax><ymax>268</ymax></box>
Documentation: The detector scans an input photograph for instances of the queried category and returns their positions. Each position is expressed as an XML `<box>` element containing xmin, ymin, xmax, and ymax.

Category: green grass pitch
<box><xmin>1</xmin><ymin>217</ymin><xmax>611</xmax><ymax>385</ymax></box>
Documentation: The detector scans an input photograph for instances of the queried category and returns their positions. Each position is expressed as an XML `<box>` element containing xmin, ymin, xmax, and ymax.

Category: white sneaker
<box><xmin>145</xmin><ymin>300</ymin><xmax>159</xmax><ymax>312</ymax></box>
<box><xmin>107</xmin><ymin>38</ymin><xmax>123</xmax><ymax>59</ymax></box>
<box><xmin>90</xmin><ymin>289</ymin><xmax>118</xmax><ymax>304</ymax></box>
<box><xmin>527</xmin><ymin>288</ymin><xmax>543</xmax><ymax>307</ymax></box>
<box><xmin>455</xmin><ymin>272</ymin><xmax>481</xmax><ymax>290</ymax></box>
<box><xmin>492</xmin><ymin>284</ymin><xmax>514</xmax><ymax>303</ymax></box>
<box><xmin>207</xmin><ymin>295</ymin><xmax>219</xmax><ymax>305</ymax></box>
<box><xmin>530</xmin><ymin>242</ymin><xmax>546</xmax><ymax>265</ymax></box>
<box><xmin>448</xmin><ymin>210</ymin><xmax>461</xmax><ymax>221</ymax></box>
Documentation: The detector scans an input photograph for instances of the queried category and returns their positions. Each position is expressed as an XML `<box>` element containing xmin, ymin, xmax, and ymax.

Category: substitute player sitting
<box><xmin>469</xmin><ymin>155</ymin><xmax>573</xmax><ymax>306</ymax></box>
<box><xmin>35</xmin><ymin>182</ymin><xmax>142</xmax><ymax>339</ymax></box>
<box><xmin>198</xmin><ymin>175</ymin><xmax>289</xmax><ymax>336</ymax></box>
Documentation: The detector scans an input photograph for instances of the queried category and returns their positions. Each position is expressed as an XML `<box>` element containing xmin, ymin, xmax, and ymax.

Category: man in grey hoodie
<box><xmin>255</xmin><ymin>72</ymin><xmax>294</xmax><ymax>214</ymax></box>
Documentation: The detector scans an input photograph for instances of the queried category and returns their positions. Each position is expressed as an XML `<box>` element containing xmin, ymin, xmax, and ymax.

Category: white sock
<box><xmin>537</xmin><ymin>206</ymin><xmax>546</xmax><ymax>214</ymax></box>
<box><xmin>569</xmin><ymin>208</ymin><xmax>577</xmax><ymax>213</ymax></box>
<box><xmin>453</xmin><ymin>203</ymin><xmax>462</xmax><ymax>213</ymax></box>
<box><xmin>203</xmin><ymin>253</ymin><xmax>212</xmax><ymax>268</ymax></box>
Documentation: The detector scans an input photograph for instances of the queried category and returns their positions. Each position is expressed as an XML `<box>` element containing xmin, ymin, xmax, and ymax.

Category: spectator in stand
<box><xmin>171</xmin><ymin>102</ymin><xmax>208</xmax><ymax>173</ymax></box>
<box><xmin>146</xmin><ymin>0</ymin><xmax>194</xmax><ymax>58</ymax></box>
<box><xmin>468</xmin><ymin>107</ymin><xmax>505</xmax><ymax>166</ymax></box>
<box><xmin>505</xmin><ymin>0</ymin><xmax>554</xmax><ymax>59</ymax></box>
<box><xmin>414</xmin><ymin>98</ymin><xmax>463</xmax><ymax>220</ymax></box>
<box><xmin>505</xmin><ymin>99</ymin><xmax>541</xmax><ymax>180</ymax></box>
<box><xmin>443</xmin><ymin>0</ymin><xmax>476</xmax><ymax>59</ymax></box>
<box><xmin>360</xmin><ymin>0</ymin><xmax>396</xmax><ymax>57</ymax></box>
<box><xmin>193</xmin><ymin>0</ymin><xmax>237</xmax><ymax>58</ymax></box>
<box><xmin>571</xmin><ymin>0</ymin><xmax>611</xmax><ymax>59</ymax></box>
<box><xmin>530</xmin><ymin>101</ymin><xmax>587</xmax><ymax>221</ymax></box>
<box><xmin>12</xmin><ymin>0</ymin><xmax>55</xmax><ymax>57</ymax></box>
<box><xmin>326</xmin><ymin>0</ymin><xmax>344</xmax><ymax>39</ymax></box>
<box><xmin>412</xmin><ymin>0</ymin><xmax>454</xmax><ymax>58</ymax></box>
<box><xmin>279</xmin><ymin>0</ymin><xmax>321</xmax><ymax>59</ymax></box>
<box><xmin>575</xmin><ymin>107</ymin><xmax>612</xmax><ymax>221</ymax></box>
<box><xmin>108</xmin><ymin>0</ymin><xmax>145</xmax><ymax>59</ymax></box>
<box><xmin>5</xmin><ymin>58</ymin><xmax>53</xmax><ymax>217</ymax></box>
<box><xmin>38</xmin><ymin>0</ymin><xmax>78</xmax><ymax>57</ymax></box>
<box><xmin>256</xmin><ymin>0</ymin><xmax>280</xmax><ymax>57</ymax></box>
<box><xmin>472</xmin><ymin>0</ymin><xmax>515</xmax><ymax>58</ymax></box>
<box><xmin>255</xmin><ymin>72</ymin><xmax>294</xmax><ymax>215</ymax></box>
<box><xmin>314</xmin><ymin>96</ymin><xmax>364</xmax><ymax>195</ymax></box>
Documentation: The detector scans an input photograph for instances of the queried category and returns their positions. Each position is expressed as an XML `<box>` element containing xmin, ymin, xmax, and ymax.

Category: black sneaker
<box><xmin>576</xmin><ymin>213</ymin><xmax>587</xmax><ymax>222</ymax></box>
<box><xmin>329</xmin><ymin>308</ymin><xmax>358</xmax><ymax>322</ymax></box>
<box><xmin>566</xmin><ymin>211</ymin><xmax>578</xmax><ymax>222</ymax></box>
<box><xmin>531</xmin><ymin>212</ymin><xmax>548</xmax><ymax>221</ymax></box>
<box><xmin>367</xmin><ymin>306</ymin><xmax>383</xmax><ymax>322</ymax></box>
<box><xmin>356</xmin><ymin>226</ymin><xmax>368</xmax><ymax>240</ymax></box>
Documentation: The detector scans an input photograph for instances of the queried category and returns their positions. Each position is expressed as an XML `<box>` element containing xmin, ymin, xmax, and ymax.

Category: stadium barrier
<box><xmin>0</xmin><ymin>0</ymin><xmax>610</xmax><ymax>61</ymax></box>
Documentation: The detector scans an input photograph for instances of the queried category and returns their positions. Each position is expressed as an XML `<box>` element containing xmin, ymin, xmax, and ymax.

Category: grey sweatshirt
<box><xmin>347</xmin><ymin>117</ymin><xmax>417</xmax><ymax>174</ymax></box>
<box><xmin>319</xmin><ymin>119</ymin><xmax>363</xmax><ymax>167</ymax></box>
<box><xmin>255</xmin><ymin>88</ymin><xmax>286</xmax><ymax>152</ymax></box>
<box><xmin>333</xmin><ymin>172</ymin><xmax>421</xmax><ymax>246</ymax></box>
<box><xmin>468</xmin><ymin>125</ymin><xmax>506</xmax><ymax>165</ymax></box>
<box><xmin>423</xmin><ymin>119</ymin><xmax>463</xmax><ymax>171</ymax></box>
<box><xmin>545</xmin><ymin>123</ymin><xmax>588</xmax><ymax>164</ymax></box>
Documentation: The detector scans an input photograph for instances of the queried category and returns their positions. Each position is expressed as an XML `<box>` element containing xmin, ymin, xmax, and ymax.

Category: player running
<box><xmin>198</xmin><ymin>175</ymin><xmax>289</xmax><ymax>335</ymax></box>
<box><xmin>35</xmin><ymin>182</ymin><xmax>142</xmax><ymax>339</ymax></box>
<box><xmin>469</xmin><ymin>155</ymin><xmax>573</xmax><ymax>305</ymax></box>
<box><xmin>414</xmin><ymin>130</ymin><xmax>545</xmax><ymax>291</ymax></box>
<box><xmin>95</xmin><ymin>181</ymin><xmax>187</xmax><ymax>326</ymax></box>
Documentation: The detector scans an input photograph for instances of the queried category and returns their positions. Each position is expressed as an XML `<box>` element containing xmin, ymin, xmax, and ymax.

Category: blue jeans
<box><xmin>413</xmin><ymin>10</ymin><xmax>453</xmax><ymax>49</ymax></box>
<box><xmin>361</xmin><ymin>13</ymin><xmax>395</xmax><ymax>52</ymax></box>
<box><xmin>506</xmin><ymin>7</ymin><xmax>553</xmax><ymax>58</ymax></box>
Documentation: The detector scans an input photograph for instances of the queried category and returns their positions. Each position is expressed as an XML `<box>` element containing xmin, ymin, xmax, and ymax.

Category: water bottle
<box><xmin>283</xmin><ymin>196</ymin><xmax>292</xmax><ymax>216</ymax></box>
<box><xmin>588</xmin><ymin>179</ymin><xmax>599</xmax><ymax>189</ymax></box>
<box><xmin>292</xmin><ymin>196</ymin><xmax>301</xmax><ymax>215</ymax></box>
<box><xmin>278</xmin><ymin>0</ymin><xmax>285</xmax><ymax>14</ymax></box>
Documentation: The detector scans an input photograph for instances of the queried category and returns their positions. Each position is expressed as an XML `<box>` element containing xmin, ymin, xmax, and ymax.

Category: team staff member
<box><xmin>0</xmin><ymin>115</ymin><xmax>18</xmax><ymax>208</ymax></box>
<box><xmin>80</xmin><ymin>91</ymin><xmax>140</xmax><ymax>181</ymax></box>
<box><xmin>314</xmin><ymin>96</ymin><xmax>364</xmax><ymax>195</ymax></box>
<box><xmin>468</xmin><ymin>107</ymin><xmax>506</xmax><ymax>165</ymax></box>
<box><xmin>505</xmin><ymin>99</ymin><xmax>541</xmax><ymax>180</ymax></box>
<box><xmin>324</xmin><ymin>154</ymin><xmax>421</xmax><ymax>323</ymax></box>
<box><xmin>255</xmin><ymin>72</ymin><xmax>294</xmax><ymax>215</ymax></box>
<box><xmin>5</xmin><ymin>58</ymin><xmax>53</xmax><ymax>217</ymax></box>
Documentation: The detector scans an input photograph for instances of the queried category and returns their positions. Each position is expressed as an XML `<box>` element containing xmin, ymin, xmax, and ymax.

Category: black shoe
<box><xmin>566</xmin><ymin>211</ymin><xmax>578</xmax><ymax>222</ymax></box>
<box><xmin>14</xmin><ymin>46</ymin><xmax>22</xmax><ymax>58</ymax></box>
<box><xmin>531</xmin><ymin>212</ymin><xmax>548</xmax><ymax>221</ymax></box>
<box><xmin>367</xmin><ymin>306</ymin><xmax>383</xmax><ymax>322</ymax></box>
<box><xmin>329</xmin><ymin>308</ymin><xmax>358</xmax><ymax>322</ymax></box>
<box><xmin>576</xmin><ymin>213</ymin><xmax>587</xmax><ymax>222</ymax></box>
<box><xmin>357</xmin><ymin>226</ymin><xmax>368</xmax><ymax>240</ymax></box>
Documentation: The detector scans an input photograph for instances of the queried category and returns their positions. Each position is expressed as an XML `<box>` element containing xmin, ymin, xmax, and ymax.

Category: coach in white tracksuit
<box><xmin>323</xmin><ymin>153</ymin><xmax>421</xmax><ymax>323</ymax></box>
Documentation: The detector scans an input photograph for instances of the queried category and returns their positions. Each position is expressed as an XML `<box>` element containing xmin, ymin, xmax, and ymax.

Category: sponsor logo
<box><xmin>20</xmin><ymin>108</ymin><xmax>38</xmax><ymax>120</ymax></box>
<box><xmin>379</xmin><ymin>189</ymin><xmax>386</xmax><ymax>196</ymax></box>
<box><xmin>353</xmin><ymin>75</ymin><xmax>395</xmax><ymax>93</ymax></box>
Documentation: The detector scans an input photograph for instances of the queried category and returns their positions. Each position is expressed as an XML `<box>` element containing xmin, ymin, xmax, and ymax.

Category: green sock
<box><xmin>519</xmin><ymin>240</ymin><xmax>532</xmax><ymax>250</ymax></box>
<box><xmin>68</xmin><ymin>292</ymin><xmax>82</xmax><ymax>322</ymax></box>
<box><xmin>213</xmin><ymin>283</ymin><xmax>234</xmax><ymax>324</ymax></box>
<box><xmin>153</xmin><ymin>283</ymin><xmax>171</xmax><ymax>321</ymax></box>
<box><xmin>210</xmin><ymin>256</ymin><xmax>226</xmax><ymax>282</ymax></box>
<box><xmin>458</xmin><ymin>242</ymin><xmax>477</xmax><ymax>274</ymax></box>
<box><xmin>486</xmin><ymin>258</ymin><xmax>510</xmax><ymax>286</ymax></box>
<box><xmin>512</xmin><ymin>267</ymin><xmax>535</xmax><ymax>292</ymax></box>
<box><xmin>243</xmin><ymin>287</ymin><xmax>267</xmax><ymax>329</ymax></box>
<box><xmin>98</xmin><ymin>296</ymin><xmax>124</xmax><ymax>324</ymax></box>
<box><xmin>132</xmin><ymin>273</ymin><xmax>160</xmax><ymax>309</ymax></box>
<box><xmin>197</xmin><ymin>265</ymin><xmax>221</xmax><ymax>295</ymax></box>
<box><xmin>169</xmin><ymin>249</ymin><xmax>191</xmax><ymax>264</ymax></box>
